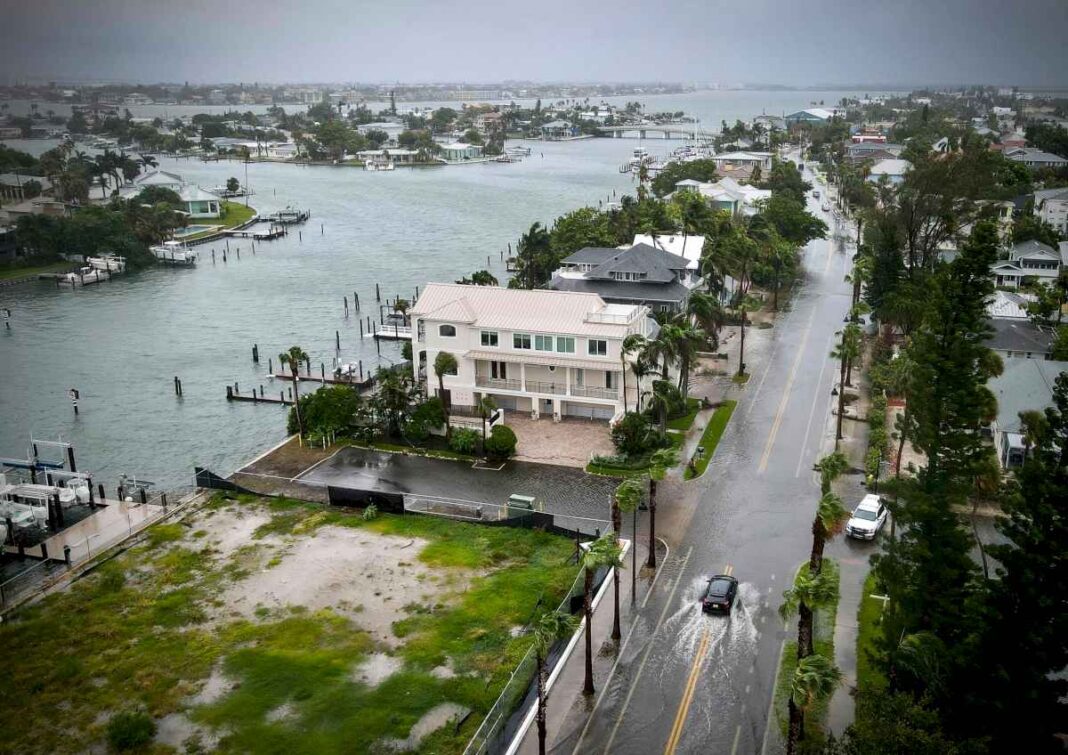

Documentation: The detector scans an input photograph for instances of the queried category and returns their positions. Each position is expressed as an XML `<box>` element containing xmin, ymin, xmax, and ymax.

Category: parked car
<box><xmin>846</xmin><ymin>494</ymin><xmax>888</xmax><ymax>540</ymax></box>
<box><xmin>812</xmin><ymin>189</ymin><xmax>820</xmax><ymax>198</ymax></box>
<box><xmin>701</xmin><ymin>574</ymin><xmax>738</xmax><ymax>613</ymax></box>
<box><xmin>822</xmin><ymin>202</ymin><xmax>831</xmax><ymax>212</ymax></box>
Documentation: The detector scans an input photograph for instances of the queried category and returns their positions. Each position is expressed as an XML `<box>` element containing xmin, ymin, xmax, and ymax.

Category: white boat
<box><xmin>151</xmin><ymin>240</ymin><xmax>198</xmax><ymax>266</ymax></box>
<box><xmin>4</xmin><ymin>483</ymin><xmax>78</xmax><ymax>507</ymax></box>
<box><xmin>365</xmin><ymin>159</ymin><xmax>395</xmax><ymax>171</ymax></box>
<box><xmin>506</xmin><ymin>145</ymin><xmax>532</xmax><ymax>157</ymax></box>
<box><xmin>57</xmin><ymin>267</ymin><xmax>110</xmax><ymax>287</ymax></box>
<box><xmin>0</xmin><ymin>500</ymin><xmax>41</xmax><ymax>530</ymax></box>
<box><xmin>86</xmin><ymin>254</ymin><xmax>126</xmax><ymax>273</ymax></box>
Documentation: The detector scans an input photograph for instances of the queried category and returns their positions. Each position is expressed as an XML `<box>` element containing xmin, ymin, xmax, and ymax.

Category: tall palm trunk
<box><xmin>611</xmin><ymin>500</ymin><xmax>622</xmax><ymax>641</ymax></box>
<box><xmin>536</xmin><ymin>652</ymin><xmax>548</xmax><ymax>755</ymax></box>
<box><xmin>737</xmin><ymin>309</ymin><xmax>748</xmax><ymax>376</ymax></box>
<box><xmin>835</xmin><ymin>355</ymin><xmax>847</xmax><ymax>446</ymax></box>
<box><xmin>809</xmin><ymin>521</ymin><xmax>827</xmax><ymax>575</ymax></box>
<box><xmin>290</xmin><ymin>364</ymin><xmax>304</xmax><ymax>435</ymax></box>
<box><xmin>438</xmin><ymin>374</ymin><xmax>451</xmax><ymax>438</ymax></box>
<box><xmin>582</xmin><ymin>566</ymin><xmax>595</xmax><ymax>695</ymax></box>
<box><xmin>787</xmin><ymin>697</ymin><xmax>803</xmax><ymax>755</ymax></box>
<box><xmin>646</xmin><ymin>480</ymin><xmax>658</xmax><ymax>569</ymax></box>
<box><xmin>621</xmin><ymin>358</ymin><xmax>629</xmax><ymax>414</ymax></box>
<box><xmin>798</xmin><ymin>603</ymin><xmax>814</xmax><ymax>659</ymax></box>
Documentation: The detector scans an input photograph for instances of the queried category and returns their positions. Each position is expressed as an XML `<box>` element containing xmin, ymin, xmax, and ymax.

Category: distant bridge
<box><xmin>596</xmin><ymin>124</ymin><xmax>718</xmax><ymax>140</ymax></box>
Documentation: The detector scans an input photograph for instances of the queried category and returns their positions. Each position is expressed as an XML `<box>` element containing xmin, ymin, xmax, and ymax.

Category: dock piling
<box><xmin>375</xmin><ymin>283</ymin><xmax>380</xmax><ymax>301</ymax></box>
<box><xmin>268</xmin><ymin>357</ymin><xmax>273</xmax><ymax>373</ymax></box>
<box><xmin>252</xmin><ymin>344</ymin><xmax>259</xmax><ymax>363</ymax></box>
<box><xmin>212</xmin><ymin>249</ymin><xmax>216</xmax><ymax>263</ymax></box>
<box><xmin>344</xmin><ymin>296</ymin><xmax>348</xmax><ymax>312</ymax></box>
<box><xmin>321</xmin><ymin>224</ymin><xmax>324</xmax><ymax>235</ymax></box>
<box><xmin>335</xmin><ymin>330</ymin><xmax>340</xmax><ymax>350</ymax></box>
<box><xmin>360</xmin><ymin>321</ymin><xmax>364</xmax><ymax>338</ymax></box>
<box><xmin>355</xmin><ymin>292</ymin><xmax>360</xmax><ymax>310</ymax></box>
<box><xmin>98</xmin><ymin>483</ymin><xmax>105</xmax><ymax>502</ymax></box>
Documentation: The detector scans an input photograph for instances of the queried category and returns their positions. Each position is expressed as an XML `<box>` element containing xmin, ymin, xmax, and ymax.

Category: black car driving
<box><xmin>701</xmin><ymin>575</ymin><xmax>738</xmax><ymax>614</ymax></box>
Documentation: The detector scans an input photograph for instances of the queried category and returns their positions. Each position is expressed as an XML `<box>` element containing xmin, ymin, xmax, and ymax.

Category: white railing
<box><xmin>475</xmin><ymin>376</ymin><xmax>522</xmax><ymax>391</ymax></box>
<box><xmin>570</xmin><ymin>385</ymin><xmax>620</xmax><ymax>400</ymax></box>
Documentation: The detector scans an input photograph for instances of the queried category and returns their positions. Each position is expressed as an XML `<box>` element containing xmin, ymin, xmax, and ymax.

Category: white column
<box><xmin>520</xmin><ymin>363</ymin><xmax>526</xmax><ymax>392</ymax></box>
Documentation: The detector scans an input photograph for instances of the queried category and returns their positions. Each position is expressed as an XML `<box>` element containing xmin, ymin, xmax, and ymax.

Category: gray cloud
<box><xmin>2</xmin><ymin>0</ymin><xmax>1066</xmax><ymax>86</ymax></box>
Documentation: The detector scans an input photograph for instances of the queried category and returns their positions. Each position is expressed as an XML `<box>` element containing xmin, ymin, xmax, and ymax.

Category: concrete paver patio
<box><xmin>505</xmin><ymin>414</ymin><xmax>617</xmax><ymax>468</ymax></box>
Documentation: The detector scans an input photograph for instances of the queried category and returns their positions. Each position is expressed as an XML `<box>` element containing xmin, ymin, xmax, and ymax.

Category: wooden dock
<box><xmin>226</xmin><ymin>226</ymin><xmax>286</xmax><ymax>240</ymax></box>
<box><xmin>371</xmin><ymin>323</ymin><xmax>413</xmax><ymax>341</ymax></box>
<box><xmin>226</xmin><ymin>385</ymin><xmax>293</xmax><ymax>404</ymax></box>
<box><xmin>270</xmin><ymin>371</ymin><xmax>373</xmax><ymax>389</ymax></box>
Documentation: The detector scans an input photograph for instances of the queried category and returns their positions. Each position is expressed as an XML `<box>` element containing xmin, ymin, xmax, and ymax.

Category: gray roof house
<box><xmin>1004</xmin><ymin>147</ymin><xmax>1068</xmax><ymax>169</ymax></box>
<box><xmin>549</xmin><ymin>243</ymin><xmax>701</xmax><ymax>313</ymax></box>
<box><xmin>990</xmin><ymin>239</ymin><xmax>1064</xmax><ymax>289</ymax></box>
<box><xmin>987</xmin><ymin>359</ymin><xmax>1068</xmax><ymax>467</ymax></box>
<box><xmin>986</xmin><ymin>318</ymin><xmax>1056</xmax><ymax>361</ymax></box>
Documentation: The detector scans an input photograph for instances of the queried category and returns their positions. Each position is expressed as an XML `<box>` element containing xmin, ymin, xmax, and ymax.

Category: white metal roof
<box><xmin>412</xmin><ymin>282</ymin><xmax>643</xmax><ymax>337</ymax></box>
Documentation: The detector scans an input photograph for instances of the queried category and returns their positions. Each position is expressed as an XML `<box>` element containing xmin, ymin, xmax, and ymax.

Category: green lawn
<box><xmin>0</xmin><ymin>260</ymin><xmax>73</xmax><ymax>281</ymax></box>
<box><xmin>683</xmin><ymin>400</ymin><xmax>737</xmax><ymax>480</ymax></box>
<box><xmin>667</xmin><ymin>398</ymin><xmax>702</xmax><ymax>431</ymax></box>
<box><xmin>0</xmin><ymin>495</ymin><xmax>578</xmax><ymax>754</ymax></box>
<box><xmin>200</xmin><ymin>201</ymin><xmax>257</xmax><ymax>227</ymax></box>
<box><xmin>731</xmin><ymin>373</ymin><xmax>751</xmax><ymax>385</ymax></box>
<box><xmin>856</xmin><ymin>572</ymin><xmax>888</xmax><ymax>698</ymax></box>
<box><xmin>773</xmin><ymin>560</ymin><xmax>841</xmax><ymax>751</ymax></box>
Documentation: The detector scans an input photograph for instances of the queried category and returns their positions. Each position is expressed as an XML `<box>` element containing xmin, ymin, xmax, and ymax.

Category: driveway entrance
<box><xmin>505</xmin><ymin>413</ymin><xmax>617</xmax><ymax>468</ymax></box>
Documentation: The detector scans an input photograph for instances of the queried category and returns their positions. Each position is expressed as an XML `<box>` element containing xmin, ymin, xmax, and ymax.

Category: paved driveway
<box><xmin>297</xmin><ymin>446</ymin><xmax>618</xmax><ymax>529</ymax></box>
<box><xmin>506</xmin><ymin>414</ymin><xmax>617</xmax><ymax>468</ymax></box>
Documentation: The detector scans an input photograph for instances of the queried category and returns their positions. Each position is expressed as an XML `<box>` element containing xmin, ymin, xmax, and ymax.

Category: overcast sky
<box><xmin>3</xmin><ymin>0</ymin><xmax>1066</xmax><ymax>87</ymax></box>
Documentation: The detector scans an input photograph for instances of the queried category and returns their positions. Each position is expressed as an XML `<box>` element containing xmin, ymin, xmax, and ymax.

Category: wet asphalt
<box><xmin>569</xmin><ymin>167</ymin><xmax>862</xmax><ymax>755</ymax></box>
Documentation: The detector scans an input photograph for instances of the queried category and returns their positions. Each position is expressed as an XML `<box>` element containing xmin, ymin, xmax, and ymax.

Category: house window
<box><xmin>556</xmin><ymin>336</ymin><xmax>575</xmax><ymax>353</ymax></box>
<box><xmin>588</xmin><ymin>339</ymin><xmax>608</xmax><ymax>356</ymax></box>
<box><xmin>439</xmin><ymin>324</ymin><xmax>456</xmax><ymax>337</ymax></box>
<box><xmin>491</xmin><ymin>361</ymin><xmax>507</xmax><ymax>379</ymax></box>
<box><xmin>574</xmin><ymin>369</ymin><xmax>584</xmax><ymax>387</ymax></box>
<box><xmin>481</xmin><ymin>331</ymin><xmax>498</xmax><ymax>347</ymax></box>
<box><xmin>514</xmin><ymin>333</ymin><xmax>532</xmax><ymax>349</ymax></box>
<box><xmin>605</xmin><ymin>371</ymin><xmax>616</xmax><ymax>389</ymax></box>
<box><xmin>535</xmin><ymin>334</ymin><xmax>554</xmax><ymax>351</ymax></box>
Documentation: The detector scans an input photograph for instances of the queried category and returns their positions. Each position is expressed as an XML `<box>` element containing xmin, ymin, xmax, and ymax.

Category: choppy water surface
<box><xmin>0</xmin><ymin>90</ymin><xmax>878</xmax><ymax>489</ymax></box>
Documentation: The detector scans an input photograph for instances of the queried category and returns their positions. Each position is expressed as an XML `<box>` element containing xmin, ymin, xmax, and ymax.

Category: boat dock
<box><xmin>267</xmin><ymin>208</ymin><xmax>311</xmax><ymax>225</ymax></box>
<box><xmin>270</xmin><ymin>371</ymin><xmax>374</xmax><ymax>389</ymax></box>
<box><xmin>226</xmin><ymin>385</ymin><xmax>294</xmax><ymax>405</ymax></box>
<box><xmin>45</xmin><ymin>269</ymin><xmax>111</xmax><ymax>287</ymax></box>
<box><xmin>370</xmin><ymin>323</ymin><xmax>413</xmax><ymax>341</ymax></box>
<box><xmin>226</xmin><ymin>224</ymin><xmax>287</xmax><ymax>240</ymax></box>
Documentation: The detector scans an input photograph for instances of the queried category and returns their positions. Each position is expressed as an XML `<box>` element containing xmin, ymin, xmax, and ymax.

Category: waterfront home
<box><xmin>867</xmin><ymin>158</ymin><xmax>911</xmax><ymax>185</ymax></box>
<box><xmin>355</xmin><ymin>148</ymin><xmax>421</xmax><ymax>165</ymax></box>
<box><xmin>177</xmin><ymin>185</ymin><xmax>222</xmax><ymax>218</ymax></box>
<box><xmin>987</xmin><ymin>359</ymin><xmax>1068</xmax><ymax>467</ymax></box>
<box><xmin>675</xmin><ymin>176</ymin><xmax>770</xmax><ymax>216</ymax></box>
<box><xmin>711</xmin><ymin>151</ymin><xmax>774</xmax><ymax>174</ymax></box>
<box><xmin>630</xmin><ymin>233</ymin><xmax>738</xmax><ymax>304</ymax></box>
<box><xmin>439</xmin><ymin>143</ymin><xmax>484</xmax><ymax>161</ymax></box>
<box><xmin>266</xmin><ymin>142</ymin><xmax>299</xmax><ymax>160</ymax></box>
<box><xmin>540</xmin><ymin>120</ymin><xmax>577</xmax><ymax>140</ymax></box>
<box><xmin>1034</xmin><ymin>187</ymin><xmax>1068</xmax><ymax>235</ymax></box>
<box><xmin>549</xmin><ymin>242</ymin><xmax>702</xmax><ymax>314</ymax></box>
<box><xmin>1004</xmin><ymin>147</ymin><xmax>1068</xmax><ymax>169</ymax></box>
<box><xmin>0</xmin><ymin>197</ymin><xmax>71</xmax><ymax>224</ymax></box>
<box><xmin>130</xmin><ymin>170</ymin><xmax>185</xmax><ymax>191</ymax></box>
<box><xmin>990</xmin><ymin>240</ymin><xmax>1064</xmax><ymax>289</ymax></box>
<box><xmin>0</xmin><ymin>173</ymin><xmax>53</xmax><ymax>202</ymax></box>
<box><xmin>784</xmin><ymin>108</ymin><xmax>840</xmax><ymax>125</ymax></box>
<box><xmin>411</xmin><ymin>283</ymin><xmax>657</xmax><ymax>422</ymax></box>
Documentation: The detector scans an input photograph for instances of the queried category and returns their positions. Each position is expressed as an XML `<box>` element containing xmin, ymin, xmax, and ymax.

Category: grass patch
<box><xmin>585</xmin><ymin>462</ymin><xmax>647</xmax><ymax>478</ymax></box>
<box><xmin>199</xmin><ymin>201</ymin><xmax>257</xmax><ymax>227</ymax></box>
<box><xmin>773</xmin><ymin>560</ymin><xmax>841</xmax><ymax>751</ymax></box>
<box><xmin>0</xmin><ymin>495</ymin><xmax>578</xmax><ymax>754</ymax></box>
<box><xmin>731</xmin><ymin>372</ymin><xmax>751</xmax><ymax>384</ymax></box>
<box><xmin>856</xmin><ymin>571</ymin><xmax>888</xmax><ymax>698</ymax></box>
<box><xmin>0</xmin><ymin>260</ymin><xmax>74</xmax><ymax>281</ymax></box>
<box><xmin>348</xmin><ymin>439</ymin><xmax>477</xmax><ymax>463</ymax></box>
<box><xmin>683</xmin><ymin>400</ymin><xmax>737</xmax><ymax>480</ymax></box>
<box><xmin>667</xmin><ymin>397</ymin><xmax>702</xmax><ymax>431</ymax></box>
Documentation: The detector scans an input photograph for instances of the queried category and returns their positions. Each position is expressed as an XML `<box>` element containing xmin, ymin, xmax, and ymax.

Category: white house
<box><xmin>991</xmin><ymin>240</ymin><xmax>1064</xmax><ymax>289</ymax></box>
<box><xmin>711</xmin><ymin>151</ymin><xmax>774</xmax><ymax>174</ymax></box>
<box><xmin>439</xmin><ymin>143</ymin><xmax>483</xmax><ymax>161</ymax></box>
<box><xmin>987</xmin><ymin>359</ymin><xmax>1068</xmax><ymax>467</ymax></box>
<box><xmin>1034</xmin><ymin>187</ymin><xmax>1068</xmax><ymax>235</ymax></box>
<box><xmin>867</xmin><ymin>158</ymin><xmax>911</xmax><ymax>185</ymax></box>
<box><xmin>121</xmin><ymin>170</ymin><xmax>221</xmax><ymax>218</ymax></box>
<box><xmin>411</xmin><ymin>283</ymin><xmax>656</xmax><ymax>422</ymax></box>
<box><xmin>676</xmin><ymin>176</ymin><xmax>770</xmax><ymax>217</ymax></box>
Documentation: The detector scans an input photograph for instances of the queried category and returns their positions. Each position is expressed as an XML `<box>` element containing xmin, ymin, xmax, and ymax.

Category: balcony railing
<box><xmin>526</xmin><ymin>379</ymin><xmax>567</xmax><ymax>395</ymax></box>
<box><xmin>475</xmin><ymin>375</ymin><xmax>521</xmax><ymax>391</ymax></box>
<box><xmin>570</xmin><ymin>385</ymin><xmax>620</xmax><ymax>400</ymax></box>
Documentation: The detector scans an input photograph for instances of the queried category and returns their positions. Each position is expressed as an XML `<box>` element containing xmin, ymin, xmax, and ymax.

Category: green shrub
<box><xmin>611</xmin><ymin>412</ymin><xmax>666</xmax><ymax>455</ymax></box>
<box><xmin>448</xmin><ymin>427</ymin><xmax>480</xmax><ymax>455</ymax></box>
<box><xmin>106</xmin><ymin>711</ymin><xmax>156</xmax><ymax>751</ymax></box>
<box><xmin>407</xmin><ymin>398</ymin><xmax>446</xmax><ymax>442</ymax></box>
<box><xmin>362</xmin><ymin>503</ymin><xmax>378</xmax><ymax>521</ymax></box>
<box><xmin>484</xmin><ymin>424</ymin><xmax>517</xmax><ymax>459</ymax></box>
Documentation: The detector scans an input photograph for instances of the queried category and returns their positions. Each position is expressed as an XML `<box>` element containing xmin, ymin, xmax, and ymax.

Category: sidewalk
<box><xmin>512</xmin><ymin>537</ymin><xmax>665</xmax><ymax>755</ymax></box>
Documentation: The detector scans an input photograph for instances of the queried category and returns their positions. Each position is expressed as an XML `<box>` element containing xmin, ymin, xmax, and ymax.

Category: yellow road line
<box><xmin>664</xmin><ymin>627</ymin><xmax>711</xmax><ymax>755</ymax></box>
<box><xmin>758</xmin><ymin>306</ymin><xmax>817</xmax><ymax>473</ymax></box>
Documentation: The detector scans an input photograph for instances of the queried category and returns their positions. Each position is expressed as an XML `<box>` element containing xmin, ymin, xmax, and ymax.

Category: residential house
<box><xmin>711</xmin><ymin>151</ymin><xmax>774</xmax><ymax>174</ymax></box>
<box><xmin>986</xmin><ymin>318</ymin><xmax>1056</xmax><ymax>361</ymax></box>
<box><xmin>1033</xmin><ymin>187</ymin><xmax>1068</xmax><ymax>235</ymax></box>
<box><xmin>676</xmin><ymin>175</ymin><xmax>770</xmax><ymax>216</ymax></box>
<box><xmin>354</xmin><ymin>148</ymin><xmax>421</xmax><ymax>165</ymax></box>
<box><xmin>177</xmin><ymin>185</ymin><xmax>222</xmax><ymax>218</ymax></box>
<box><xmin>474</xmin><ymin>111</ymin><xmax>503</xmax><ymax>133</ymax></box>
<box><xmin>439</xmin><ymin>143</ymin><xmax>483</xmax><ymax>161</ymax></box>
<box><xmin>867</xmin><ymin>158</ymin><xmax>911</xmax><ymax>185</ymax></box>
<box><xmin>631</xmin><ymin>233</ymin><xmax>738</xmax><ymax>304</ymax></box>
<box><xmin>0</xmin><ymin>173</ymin><xmax>53</xmax><ymax>202</ymax></box>
<box><xmin>411</xmin><ymin>283</ymin><xmax>656</xmax><ymax>422</ymax></box>
<box><xmin>0</xmin><ymin>225</ymin><xmax>18</xmax><ymax>264</ymax></box>
<box><xmin>990</xmin><ymin>240</ymin><xmax>1064</xmax><ymax>289</ymax></box>
<box><xmin>1004</xmin><ymin>147</ymin><xmax>1068</xmax><ymax>169</ymax></box>
<box><xmin>540</xmin><ymin>120</ymin><xmax>577</xmax><ymax>140</ymax></box>
<box><xmin>549</xmin><ymin>242</ymin><xmax>702</xmax><ymax>314</ymax></box>
<box><xmin>266</xmin><ymin>142</ymin><xmax>300</xmax><ymax>160</ymax></box>
<box><xmin>753</xmin><ymin>115</ymin><xmax>785</xmax><ymax>131</ymax></box>
<box><xmin>987</xmin><ymin>359</ymin><xmax>1068</xmax><ymax>467</ymax></box>
<box><xmin>843</xmin><ymin>142</ymin><xmax>905</xmax><ymax>165</ymax></box>
<box><xmin>0</xmin><ymin>197</ymin><xmax>71</xmax><ymax>224</ymax></box>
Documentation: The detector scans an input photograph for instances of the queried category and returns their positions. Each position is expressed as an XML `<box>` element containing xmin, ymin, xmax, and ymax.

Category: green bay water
<box><xmin>0</xmin><ymin>90</ymin><xmax>881</xmax><ymax>489</ymax></box>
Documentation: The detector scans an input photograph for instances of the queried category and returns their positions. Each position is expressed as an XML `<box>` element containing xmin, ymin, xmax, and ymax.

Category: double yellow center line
<box><xmin>663</xmin><ymin>564</ymin><xmax>733</xmax><ymax>754</ymax></box>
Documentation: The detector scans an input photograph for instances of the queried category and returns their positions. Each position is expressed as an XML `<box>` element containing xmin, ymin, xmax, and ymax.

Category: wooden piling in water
<box><xmin>252</xmin><ymin>344</ymin><xmax>259</xmax><ymax>362</ymax></box>
<box><xmin>376</xmin><ymin>283</ymin><xmax>380</xmax><ymax>301</ymax></box>
<box><xmin>335</xmin><ymin>330</ymin><xmax>340</xmax><ymax>350</ymax></box>
<box><xmin>355</xmin><ymin>292</ymin><xmax>360</xmax><ymax>310</ymax></box>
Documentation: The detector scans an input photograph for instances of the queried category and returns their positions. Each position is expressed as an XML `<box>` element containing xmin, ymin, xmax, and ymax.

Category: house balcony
<box><xmin>475</xmin><ymin>375</ymin><xmax>522</xmax><ymax>391</ymax></box>
<box><xmin>526</xmin><ymin>379</ymin><xmax>568</xmax><ymax>396</ymax></box>
<box><xmin>570</xmin><ymin>385</ymin><xmax>620</xmax><ymax>400</ymax></box>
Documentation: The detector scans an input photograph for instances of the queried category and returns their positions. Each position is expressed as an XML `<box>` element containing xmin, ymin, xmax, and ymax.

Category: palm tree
<box><xmin>786</xmin><ymin>654</ymin><xmax>841</xmax><ymax>755</ymax></box>
<box><xmin>533</xmin><ymin>611</ymin><xmax>577</xmax><ymax>755</ymax></box>
<box><xmin>278</xmin><ymin>346</ymin><xmax>310</xmax><ymax>436</ymax></box>
<box><xmin>646</xmin><ymin>447</ymin><xmax>678</xmax><ymax>569</ymax></box>
<box><xmin>648</xmin><ymin>380</ymin><xmax>676</xmax><ymax>435</ymax></box>
<box><xmin>831</xmin><ymin>324</ymin><xmax>861</xmax><ymax>447</ymax></box>
<box><xmin>620</xmin><ymin>334</ymin><xmax>647</xmax><ymax>415</ymax></box>
<box><xmin>614</xmin><ymin>478</ymin><xmax>643</xmax><ymax>608</ymax></box>
<box><xmin>476</xmin><ymin>395</ymin><xmax>497</xmax><ymax>453</ymax></box>
<box><xmin>809</xmin><ymin>492</ymin><xmax>848</xmax><ymax>575</ymax></box>
<box><xmin>138</xmin><ymin>153</ymin><xmax>158</xmax><ymax>172</ymax></box>
<box><xmin>670</xmin><ymin>321</ymin><xmax>706</xmax><ymax>398</ymax></box>
<box><xmin>582</xmin><ymin>535</ymin><xmax>622</xmax><ymax>695</ymax></box>
<box><xmin>629</xmin><ymin>356</ymin><xmax>655</xmax><ymax>413</ymax></box>
<box><xmin>779</xmin><ymin>568</ymin><xmax>837</xmax><ymax>661</ymax></box>
<box><xmin>686</xmin><ymin>291</ymin><xmax>725</xmax><ymax>352</ymax></box>
<box><xmin>814</xmin><ymin>451</ymin><xmax>848</xmax><ymax>496</ymax></box>
<box><xmin>883</xmin><ymin>353</ymin><xmax>916</xmax><ymax>478</ymax></box>
<box><xmin>433</xmin><ymin>351</ymin><xmax>458</xmax><ymax>438</ymax></box>
<box><xmin>646</xmin><ymin>323</ymin><xmax>682</xmax><ymax>380</ymax></box>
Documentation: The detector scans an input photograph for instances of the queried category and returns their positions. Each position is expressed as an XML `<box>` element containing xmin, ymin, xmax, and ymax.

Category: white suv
<box><xmin>846</xmin><ymin>494</ymin><xmax>888</xmax><ymax>540</ymax></box>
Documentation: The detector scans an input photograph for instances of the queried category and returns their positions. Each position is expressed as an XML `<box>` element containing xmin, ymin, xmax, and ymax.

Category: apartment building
<box><xmin>411</xmin><ymin>283</ymin><xmax>657</xmax><ymax>422</ymax></box>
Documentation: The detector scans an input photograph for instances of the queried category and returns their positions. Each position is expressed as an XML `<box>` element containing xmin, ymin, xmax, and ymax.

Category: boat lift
<box><xmin>0</xmin><ymin>438</ymin><xmax>79</xmax><ymax>484</ymax></box>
